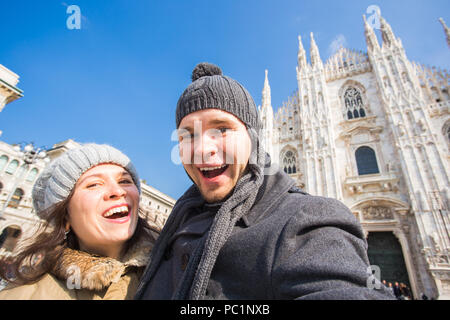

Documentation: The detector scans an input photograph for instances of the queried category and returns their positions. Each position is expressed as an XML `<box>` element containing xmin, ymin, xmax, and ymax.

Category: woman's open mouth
<box><xmin>102</xmin><ymin>204</ymin><xmax>131</xmax><ymax>221</ymax></box>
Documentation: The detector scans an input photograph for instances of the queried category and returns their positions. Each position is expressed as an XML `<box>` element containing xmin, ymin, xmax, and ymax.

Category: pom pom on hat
<box><xmin>191</xmin><ymin>62</ymin><xmax>222</xmax><ymax>82</ymax></box>
<box><xmin>176</xmin><ymin>61</ymin><xmax>260</xmax><ymax>130</ymax></box>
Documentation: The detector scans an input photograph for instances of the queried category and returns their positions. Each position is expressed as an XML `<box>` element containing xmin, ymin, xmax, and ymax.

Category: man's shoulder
<box><xmin>280</xmin><ymin>188</ymin><xmax>359</xmax><ymax>227</ymax></box>
<box><xmin>284</xmin><ymin>187</ymin><xmax>350</xmax><ymax>214</ymax></box>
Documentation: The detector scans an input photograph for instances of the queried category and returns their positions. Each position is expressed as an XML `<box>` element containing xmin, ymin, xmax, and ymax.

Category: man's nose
<box><xmin>194</xmin><ymin>132</ymin><xmax>220</xmax><ymax>163</ymax></box>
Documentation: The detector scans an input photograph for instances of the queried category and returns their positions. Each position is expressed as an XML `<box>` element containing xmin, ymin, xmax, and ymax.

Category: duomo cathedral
<box><xmin>258</xmin><ymin>15</ymin><xmax>449</xmax><ymax>299</ymax></box>
<box><xmin>0</xmin><ymin>13</ymin><xmax>449</xmax><ymax>299</ymax></box>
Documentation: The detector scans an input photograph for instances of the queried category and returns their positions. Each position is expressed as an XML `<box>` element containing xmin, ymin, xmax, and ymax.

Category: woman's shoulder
<box><xmin>0</xmin><ymin>273</ymin><xmax>76</xmax><ymax>300</ymax></box>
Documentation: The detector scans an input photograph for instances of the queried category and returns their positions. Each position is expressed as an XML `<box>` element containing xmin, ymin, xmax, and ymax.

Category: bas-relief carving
<box><xmin>362</xmin><ymin>206</ymin><xmax>394</xmax><ymax>220</ymax></box>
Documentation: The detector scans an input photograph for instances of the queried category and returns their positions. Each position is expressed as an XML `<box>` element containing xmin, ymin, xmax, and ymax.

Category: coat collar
<box><xmin>52</xmin><ymin>231</ymin><xmax>154</xmax><ymax>291</ymax></box>
<box><xmin>239</xmin><ymin>169</ymin><xmax>296</xmax><ymax>227</ymax></box>
<box><xmin>177</xmin><ymin>167</ymin><xmax>297</xmax><ymax>229</ymax></box>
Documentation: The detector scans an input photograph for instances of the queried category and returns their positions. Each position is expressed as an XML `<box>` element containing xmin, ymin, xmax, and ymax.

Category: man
<box><xmin>135</xmin><ymin>62</ymin><xmax>394</xmax><ymax>300</ymax></box>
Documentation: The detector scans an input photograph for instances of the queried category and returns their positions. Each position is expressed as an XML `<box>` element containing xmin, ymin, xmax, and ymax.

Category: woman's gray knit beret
<box><xmin>32</xmin><ymin>143</ymin><xmax>140</xmax><ymax>216</ymax></box>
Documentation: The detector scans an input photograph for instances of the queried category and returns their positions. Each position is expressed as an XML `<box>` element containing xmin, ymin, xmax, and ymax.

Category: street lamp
<box><xmin>0</xmin><ymin>143</ymin><xmax>50</xmax><ymax>219</ymax></box>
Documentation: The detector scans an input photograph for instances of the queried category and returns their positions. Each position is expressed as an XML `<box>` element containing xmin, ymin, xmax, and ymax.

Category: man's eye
<box><xmin>119</xmin><ymin>179</ymin><xmax>133</xmax><ymax>184</ymax></box>
<box><xmin>218</xmin><ymin>127</ymin><xmax>230</xmax><ymax>133</ymax></box>
<box><xmin>180</xmin><ymin>132</ymin><xmax>197</xmax><ymax>141</ymax></box>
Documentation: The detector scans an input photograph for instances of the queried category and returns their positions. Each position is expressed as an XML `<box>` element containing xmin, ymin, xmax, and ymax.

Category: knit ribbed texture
<box><xmin>135</xmin><ymin>62</ymin><xmax>265</xmax><ymax>300</ymax></box>
<box><xmin>188</xmin><ymin>129</ymin><xmax>265</xmax><ymax>299</ymax></box>
<box><xmin>175</xmin><ymin>63</ymin><xmax>260</xmax><ymax>130</ymax></box>
<box><xmin>32</xmin><ymin>143</ymin><xmax>140</xmax><ymax>216</ymax></box>
<box><xmin>134</xmin><ymin>128</ymin><xmax>266</xmax><ymax>300</ymax></box>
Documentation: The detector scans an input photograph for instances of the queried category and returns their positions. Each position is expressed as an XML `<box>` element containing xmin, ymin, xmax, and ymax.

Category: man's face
<box><xmin>178</xmin><ymin>109</ymin><xmax>252</xmax><ymax>203</ymax></box>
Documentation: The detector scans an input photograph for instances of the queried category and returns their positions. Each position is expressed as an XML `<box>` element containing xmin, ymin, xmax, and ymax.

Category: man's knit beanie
<box><xmin>175</xmin><ymin>62</ymin><xmax>260</xmax><ymax>130</ymax></box>
<box><xmin>32</xmin><ymin>143</ymin><xmax>140</xmax><ymax>216</ymax></box>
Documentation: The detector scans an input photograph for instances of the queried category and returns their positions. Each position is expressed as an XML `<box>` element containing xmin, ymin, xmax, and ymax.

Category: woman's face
<box><xmin>67</xmin><ymin>164</ymin><xmax>139</xmax><ymax>258</ymax></box>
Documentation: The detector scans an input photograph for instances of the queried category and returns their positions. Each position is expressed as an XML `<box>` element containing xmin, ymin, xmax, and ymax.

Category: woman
<box><xmin>0</xmin><ymin>143</ymin><xmax>158</xmax><ymax>299</ymax></box>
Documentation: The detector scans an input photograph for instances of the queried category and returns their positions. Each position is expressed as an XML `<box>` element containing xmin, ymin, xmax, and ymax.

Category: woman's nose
<box><xmin>104</xmin><ymin>182</ymin><xmax>126</xmax><ymax>200</ymax></box>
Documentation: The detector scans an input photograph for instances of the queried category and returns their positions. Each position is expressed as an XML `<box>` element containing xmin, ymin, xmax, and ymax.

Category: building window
<box><xmin>0</xmin><ymin>155</ymin><xmax>8</xmax><ymax>172</ymax></box>
<box><xmin>8</xmin><ymin>188</ymin><xmax>24</xmax><ymax>208</ymax></box>
<box><xmin>283</xmin><ymin>150</ymin><xmax>297</xmax><ymax>174</ymax></box>
<box><xmin>446</xmin><ymin>126</ymin><xmax>450</xmax><ymax>143</ymax></box>
<box><xmin>355</xmin><ymin>146</ymin><xmax>379</xmax><ymax>175</ymax></box>
<box><xmin>344</xmin><ymin>87</ymin><xmax>366</xmax><ymax>120</ymax></box>
<box><xmin>0</xmin><ymin>226</ymin><xmax>22</xmax><ymax>252</ymax></box>
<box><xmin>383</xmin><ymin>76</ymin><xmax>391</xmax><ymax>88</ymax></box>
<box><xmin>17</xmin><ymin>164</ymin><xmax>27</xmax><ymax>178</ymax></box>
<box><xmin>5</xmin><ymin>160</ymin><xmax>19</xmax><ymax>175</ymax></box>
<box><xmin>26</xmin><ymin>168</ymin><xmax>39</xmax><ymax>182</ymax></box>
<box><xmin>402</xmin><ymin>72</ymin><xmax>410</xmax><ymax>85</ymax></box>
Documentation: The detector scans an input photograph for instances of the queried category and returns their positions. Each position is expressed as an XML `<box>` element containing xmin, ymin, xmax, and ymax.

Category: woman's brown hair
<box><xmin>0</xmin><ymin>188</ymin><xmax>158</xmax><ymax>285</ymax></box>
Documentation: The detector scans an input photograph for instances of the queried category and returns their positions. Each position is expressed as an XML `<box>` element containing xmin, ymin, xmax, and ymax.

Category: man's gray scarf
<box><xmin>135</xmin><ymin>128</ymin><xmax>266</xmax><ymax>299</ymax></box>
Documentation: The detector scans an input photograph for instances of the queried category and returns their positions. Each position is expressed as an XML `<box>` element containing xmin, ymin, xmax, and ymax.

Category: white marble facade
<box><xmin>259</xmin><ymin>15</ymin><xmax>450</xmax><ymax>299</ymax></box>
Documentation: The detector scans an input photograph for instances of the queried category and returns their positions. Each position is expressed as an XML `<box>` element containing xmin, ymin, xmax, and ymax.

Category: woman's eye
<box><xmin>86</xmin><ymin>183</ymin><xmax>99</xmax><ymax>188</ymax></box>
<box><xmin>218</xmin><ymin>127</ymin><xmax>230</xmax><ymax>133</ymax></box>
<box><xmin>119</xmin><ymin>179</ymin><xmax>133</xmax><ymax>184</ymax></box>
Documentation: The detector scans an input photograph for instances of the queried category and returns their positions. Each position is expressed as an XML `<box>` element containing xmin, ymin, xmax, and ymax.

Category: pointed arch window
<box><xmin>8</xmin><ymin>188</ymin><xmax>24</xmax><ymax>208</ymax></box>
<box><xmin>26</xmin><ymin>168</ymin><xmax>39</xmax><ymax>182</ymax></box>
<box><xmin>0</xmin><ymin>155</ymin><xmax>8</xmax><ymax>172</ymax></box>
<box><xmin>355</xmin><ymin>146</ymin><xmax>379</xmax><ymax>175</ymax></box>
<box><xmin>446</xmin><ymin>125</ymin><xmax>450</xmax><ymax>144</ymax></box>
<box><xmin>283</xmin><ymin>150</ymin><xmax>297</xmax><ymax>174</ymax></box>
<box><xmin>5</xmin><ymin>160</ymin><xmax>19</xmax><ymax>175</ymax></box>
<box><xmin>344</xmin><ymin>87</ymin><xmax>366</xmax><ymax>120</ymax></box>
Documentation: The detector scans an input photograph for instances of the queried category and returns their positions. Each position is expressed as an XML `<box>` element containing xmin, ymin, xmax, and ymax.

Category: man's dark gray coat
<box><xmin>135</xmin><ymin>169</ymin><xmax>394</xmax><ymax>300</ymax></box>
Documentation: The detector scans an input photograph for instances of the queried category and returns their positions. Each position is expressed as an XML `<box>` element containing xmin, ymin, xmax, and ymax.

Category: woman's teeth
<box><xmin>104</xmin><ymin>205</ymin><xmax>129</xmax><ymax>218</ymax></box>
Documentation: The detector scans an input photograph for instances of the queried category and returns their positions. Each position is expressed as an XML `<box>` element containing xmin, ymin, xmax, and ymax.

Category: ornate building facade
<box><xmin>259</xmin><ymin>15</ymin><xmax>449</xmax><ymax>299</ymax></box>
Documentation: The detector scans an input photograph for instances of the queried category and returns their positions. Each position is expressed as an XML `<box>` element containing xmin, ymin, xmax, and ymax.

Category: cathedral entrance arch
<box><xmin>367</xmin><ymin>232</ymin><xmax>410</xmax><ymax>289</ymax></box>
<box><xmin>0</xmin><ymin>225</ymin><xmax>22</xmax><ymax>253</ymax></box>
<box><xmin>350</xmin><ymin>197</ymin><xmax>419</xmax><ymax>298</ymax></box>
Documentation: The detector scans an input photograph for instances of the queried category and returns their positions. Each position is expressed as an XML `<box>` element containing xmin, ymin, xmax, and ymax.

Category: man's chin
<box><xmin>200</xmin><ymin>187</ymin><xmax>232</xmax><ymax>204</ymax></box>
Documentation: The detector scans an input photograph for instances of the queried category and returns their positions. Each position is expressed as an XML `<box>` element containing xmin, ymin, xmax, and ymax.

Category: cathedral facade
<box><xmin>259</xmin><ymin>15</ymin><xmax>450</xmax><ymax>299</ymax></box>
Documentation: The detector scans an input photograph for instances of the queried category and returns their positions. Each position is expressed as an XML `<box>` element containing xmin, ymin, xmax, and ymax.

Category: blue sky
<box><xmin>0</xmin><ymin>0</ymin><xmax>449</xmax><ymax>200</ymax></box>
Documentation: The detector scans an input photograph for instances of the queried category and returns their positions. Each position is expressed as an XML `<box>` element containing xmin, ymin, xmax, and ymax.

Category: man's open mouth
<box><xmin>199</xmin><ymin>164</ymin><xmax>229</xmax><ymax>179</ymax></box>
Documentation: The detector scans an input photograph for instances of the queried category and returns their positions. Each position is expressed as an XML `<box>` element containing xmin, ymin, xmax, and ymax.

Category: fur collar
<box><xmin>52</xmin><ymin>232</ymin><xmax>154</xmax><ymax>291</ymax></box>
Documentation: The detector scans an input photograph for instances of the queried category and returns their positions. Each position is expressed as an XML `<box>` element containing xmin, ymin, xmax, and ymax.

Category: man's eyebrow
<box><xmin>180</xmin><ymin>118</ymin><xmax>233</xmax><ymax>129</ymax></box>
<box><xmin>209</xmin><ymin>119</ymin><xmax>234</xmax><ymax>126</ymax></box>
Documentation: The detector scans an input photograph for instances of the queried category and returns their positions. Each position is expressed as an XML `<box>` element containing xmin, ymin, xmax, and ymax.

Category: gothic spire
<box><xmin>439</xmin><ymin>17</ymin><xmax>450</xmax><ymax>48</ymax></box>
<box><xmin>310</xmin><ymin>32</ymin><xmax>322</xmax><ymax>68</ymax></box>
<box><xmin>363</xmin><ymin>14</ymin><xmax>380</xmax><ymax>52</ymax></box>
<box><xmin>262</xmin><ymin>69</ymin><xmax>272</xmax><ymax>109</ymax></box>
<box><xmin>380</xmin><ymin>15</ymin><xmax>397</xmax><ymax>48</ymax></box>
<box><xmin>297</xmin><ymin>35</ymin><xmax>308</xmax><ymax>70</ymax></box>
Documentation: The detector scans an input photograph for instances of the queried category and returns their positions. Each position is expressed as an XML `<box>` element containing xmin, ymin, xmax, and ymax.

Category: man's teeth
<box><xmin>104</xmin><ymin>205</ymin><xmax>129</xmax><ymax>217</ymax></box>
<box><xmin>199</xmin><ymin>165</ymin><xmax>227</xmax><ymax>172</ymax></box>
